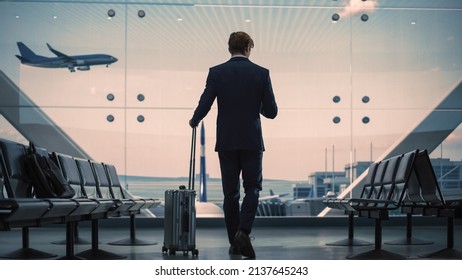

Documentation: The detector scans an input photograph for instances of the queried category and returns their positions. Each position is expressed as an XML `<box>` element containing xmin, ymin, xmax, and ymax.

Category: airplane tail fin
<box><xmin>17</xmin><ymin>42</ymin><xmax>38</xmax><ymax>57</ymax></box>
<box><xmin>16</xmin><ymin>42</ymin><xmax>46</xmax><ymax>61</ymax></box>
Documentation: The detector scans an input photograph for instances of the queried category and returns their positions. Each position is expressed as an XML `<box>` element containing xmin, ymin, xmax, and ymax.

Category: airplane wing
<box><xmin>259</xmin><ymin>193</ymin><xmax>290</xmax><ymax>201</ymax></box>
<box><xmin>46</xmin><ymin>43</ymin><xmax>73</xmax><ymax>62</ymax></box>
<box><xmin>259</xmin><ymin>195</ymin><xmax>281</xmax><ymax>201</ymax></box>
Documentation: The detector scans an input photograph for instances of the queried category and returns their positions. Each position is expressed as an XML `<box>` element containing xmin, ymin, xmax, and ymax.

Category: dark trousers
<box><xmin>218</xmin><ymin>150</ymin><xmax>262</xmax><ymax>244</ymax></box>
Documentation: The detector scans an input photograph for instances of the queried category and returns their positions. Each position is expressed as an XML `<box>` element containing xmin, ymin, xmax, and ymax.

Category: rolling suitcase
<box><xmin>162</xmin><ymin>127</ymin><xmax>199</xmax><ymax>256</ymax></box>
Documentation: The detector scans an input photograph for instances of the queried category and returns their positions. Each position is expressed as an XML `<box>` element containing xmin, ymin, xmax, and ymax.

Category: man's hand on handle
<box><xmin>189</xmin><ymin>119</ymin><xmax>198</xmax><ymax>128</ymax></box>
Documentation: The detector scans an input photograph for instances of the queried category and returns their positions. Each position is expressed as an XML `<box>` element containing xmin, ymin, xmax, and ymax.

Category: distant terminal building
<box><xmin>430</xmin><ymin>158</ymin><xmax>462</xmax><ymax>196</ymax></box>
<box><xmin>306</xmin><ymin>171</ymin><xmax>345</xmax><ymax>198</ymax></box>
<box><xmin>291</xmin><ymin>163</ymin><xmax>373</xmax><ymax>200</ymax></box>
<box><xmin>291</xmin><ymin>182</ymin><xmax>313</xmax><ymax>199</ymax></box>
<box><xmin>344</xmin><ymin>161</ymin><xmax>373</xmax><ymax>182</ymax></box>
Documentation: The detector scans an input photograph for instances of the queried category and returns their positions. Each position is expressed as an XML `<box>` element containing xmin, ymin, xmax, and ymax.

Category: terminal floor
<box><xmin>1</xmin><ymin>223</ymin><xmax>461</xmax><ymax>260</ymax></box>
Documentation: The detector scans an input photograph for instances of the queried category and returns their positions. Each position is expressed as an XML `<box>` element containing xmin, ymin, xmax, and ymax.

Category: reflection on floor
<box><xmin>0</xmin><ymin>218</ymin><xmax>461</xmax><ymax>260</ymax></box>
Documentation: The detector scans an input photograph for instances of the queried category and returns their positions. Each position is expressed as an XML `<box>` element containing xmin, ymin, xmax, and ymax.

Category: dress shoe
<box><xmin>234</xmin><ymin>230</ymin><xmax>256</xmax><ymax>259</ymax></box>
<box><xmin>228</xmin><ymin>245</ymin><xmax>241</xmax><ymax>255</ymax></box>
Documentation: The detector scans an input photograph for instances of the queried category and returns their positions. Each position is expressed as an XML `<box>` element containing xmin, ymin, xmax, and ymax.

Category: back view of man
<box><xmin>189</xmin><ymin>31</ymin><xmax>278</xmax><ymax>259</ymax></box>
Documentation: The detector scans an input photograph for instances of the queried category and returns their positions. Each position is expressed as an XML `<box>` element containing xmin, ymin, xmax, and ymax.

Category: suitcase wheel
<box><xmin>192</xmin><ymin>249</ymin><xmax>199</xmax><ymax>256</ymax></box>
<box><xmin>168</xmin><ymin>249</ymin><xmax>176</xmax><ymax>256</ymax></box>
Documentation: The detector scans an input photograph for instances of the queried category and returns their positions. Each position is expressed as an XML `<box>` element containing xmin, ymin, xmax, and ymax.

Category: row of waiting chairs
<box><xmin>0</xmin><ymin>138</ymin><xmax>160</xmax><ymax>259</ymax></box>
<box><xmin>400</xmin><ymin>150</ymin><xmax>462</xmax><ymax>259</ymax></box>
<box><xmin>257</xmin><ymin>201</ymin><xmax>286</xmax><ymax>216</ymax></box>
<box><xmin>323</xmin><ymin>149</ymin><xmax>462</xmax><ymax>259</ymax></box>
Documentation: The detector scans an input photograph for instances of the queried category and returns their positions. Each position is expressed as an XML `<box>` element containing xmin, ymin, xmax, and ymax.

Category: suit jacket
<box><xmin>191</xmin><ymin>56</ymin><xmax>278</xmax><ymax>151</ymax></box>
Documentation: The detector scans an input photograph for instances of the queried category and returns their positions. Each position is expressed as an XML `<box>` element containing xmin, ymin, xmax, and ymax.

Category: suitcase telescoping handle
<box><xmin>188</xmin><ymin>126</ymin><xmax>197</xmax><ymax>191</ymax></box>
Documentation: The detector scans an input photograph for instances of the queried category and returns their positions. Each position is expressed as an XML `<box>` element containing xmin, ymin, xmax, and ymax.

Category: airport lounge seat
<box><xmin>256</xmin><ymin>203</ymin><xmax>264</xmax><ymax>216</ymax></box>
<box><xmin>54</xmin><ymin>152</ymin><xmax>160</xmax><ymax>253</ymax></box>
<box><xmin>384</xmin><ymin>150</ymin><xmax>435</xmax><ymax>246</ymax></box>
<box><xmin>104</xmin><ymin>163</ymin><xmax>160</xmax><ymax>246</ymax></box>
<box><xmin>1</xmin><ymin>137</ymin><xmax>162</xmax><ymax>259</ymax></box>
<box><xmin>51</xmin><ymin>152</ymin><xmax>101</xmax><ymax>259</ymax></box>
<box><xmin>322</xmin><ymin>161</ymin><xmax>381</xmax><ymax>246</ymax></box>
<box><xmin>105</xmin><ymin>164</ymin><xmax>160</xmax><ymax>211</ymax></box>
<box><xmin>52</xmin><ymin>152</ymin><xmax>122</xmax><ymax>259</ymax></box>
<box><xmin>346</xmin><ymin>151</ymin><xmax>417</xmax><ymax>259</ymax></box>
<box><xmin>1</xmin><ymin>137</ymin><xmax>161</xmax><ymax>259</ymax></box>
<box><xmin>404</xmin><ymin>150</ymin><xmax>462</xmax><ymax>259</ymax></box>
<box><xmin>1</xmin><ymin>141</ymin><xmax>50</xmax><ymax>231</ymax></box>
<box><xmin>30</xmin><ymin>147</ymin><xmax>79</xmax><ymax>226</ymax></box>
<box><xmin>91</xmin><ymin>161</ymin><xmax>136</xmax><ymax>217</ymax></box>
<box><xmin>0</xmin><ymin>139</ymin><xmax>79</xmax><ymax>259</ymax></box>
<box><xmin>72</xmin><ymin>157</ymin><xmax>125</xmax><ymax>260</ymax></box>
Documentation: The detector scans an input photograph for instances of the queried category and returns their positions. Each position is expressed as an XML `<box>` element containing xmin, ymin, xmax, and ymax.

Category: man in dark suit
<box><xmin>189</xmin><ymin>31</ymin><xmax>278</xmax><ymax>259</ymax></box>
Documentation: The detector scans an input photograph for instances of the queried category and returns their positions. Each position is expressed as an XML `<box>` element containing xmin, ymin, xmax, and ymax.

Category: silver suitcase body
<box><xmin>163</xmin><ymin>187</ymin><xmax>197</xmax><ymax>256</ymax></box>
<box><xmin>162</xmin><ymin>127</ymin><xmax>199</xmax><ymax>256</ymax></box>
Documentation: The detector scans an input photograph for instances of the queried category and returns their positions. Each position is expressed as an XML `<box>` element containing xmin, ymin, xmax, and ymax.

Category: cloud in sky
<box><xmin>338</xmin><ymin>0</ymin><xmax>377</xmax><ymax>19</ymax></box>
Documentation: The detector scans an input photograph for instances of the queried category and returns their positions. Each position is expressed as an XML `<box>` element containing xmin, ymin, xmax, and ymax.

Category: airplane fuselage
<box><xmin>15</xmin><ymin>42</ymin><xmax>118</xmax><ymax>72</ymax></box>
<box><xmin>21</xmin><ymin>54</ymin><xmax>117</xmax><ymax>71</ymax></box>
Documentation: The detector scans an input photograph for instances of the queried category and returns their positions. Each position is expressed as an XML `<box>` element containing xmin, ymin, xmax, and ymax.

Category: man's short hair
<box><xmin>228</xmin><ymin>31</ymin><xmax>254</xmax><ymax>55</ymax></box>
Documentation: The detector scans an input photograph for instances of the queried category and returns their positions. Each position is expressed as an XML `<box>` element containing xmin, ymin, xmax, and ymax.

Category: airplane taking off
<box><xmin>15</xmin><ymin>42</ymin><xmax>118</xmax><ymax>72</ymax></box>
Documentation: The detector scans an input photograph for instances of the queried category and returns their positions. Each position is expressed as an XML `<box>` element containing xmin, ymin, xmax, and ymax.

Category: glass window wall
<box><xmin>0</xmin><ymin>0</ymin><xmax>461</xmax><ymax>218</ymax></box>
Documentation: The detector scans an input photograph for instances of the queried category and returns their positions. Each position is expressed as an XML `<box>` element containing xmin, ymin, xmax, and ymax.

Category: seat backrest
<box><xmin>0</xmin><ymin>139</ymin><xmax>32</xmax><ymax>198</ymax></box>
<box><xmin>358</xmin><ymin>161</ymin><xmax>380</xmax><ymax>200</ymax></box>
<box><xmin>35</xmin><ymin>145</ymin><xmax>50</xmax><ymax>157</ymax></box>
<box><xmin>378</xmin><ymin>154</ymin><xmax>402</xmax><ymax>201</ymax></box>
<box><xmin>369</xmin><ymin>159</ymin><xmax>389</xmax><ymax>200</ymax></box>
<box><xmin>393</xmin><ymin>150</ymin><xmax>418</xmax><ymax>205</ymax></box>
<box><xmin>75</xmin><ymin>158</ymin><xmax>101</xmax><ymax>199</ymax></box>
<box><xmin>0</xmin><ymin>153</ymin><xmax>6</xmax><ymax>199</ymax></box>
<box><xmin>53</xmin><ymin>152</ymin><xmax>86</xmax><ymax>198</ymax></box>
<box><xmin>404</xmin><ymin>170</ymin><xmax>424</xmax><ymax>204</ymax></box>
<box><xmin>104</xmin><ymin>164</ymin><xmax>127</xmax><ymax>200</ymax></box>
<box><xmin>91</xmin><ymin>161</ymin><xmax>114</xmax><ymax>199</ymax></box>
<box><xmin>413</xmin><ymin>150</ymin><xmax>445</xmax><ymax>206</ymax></box>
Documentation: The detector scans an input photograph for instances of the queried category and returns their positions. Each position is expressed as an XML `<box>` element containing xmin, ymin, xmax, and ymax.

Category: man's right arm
<box><xmin>190</xmin><ymin>69</ymin><xmax>217</xmax><ymax>127</ymax></box>
<box><xmin>260</xmin><ymin>74</ymin><xmax>278</xmax><ymax>119</ymax></box>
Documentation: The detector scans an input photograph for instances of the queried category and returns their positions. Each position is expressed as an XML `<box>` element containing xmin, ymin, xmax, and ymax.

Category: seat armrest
<box><xmin>348</xmin><ymin>198</ymin><xmax>398</xmax><ymax>210</ymax></box>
